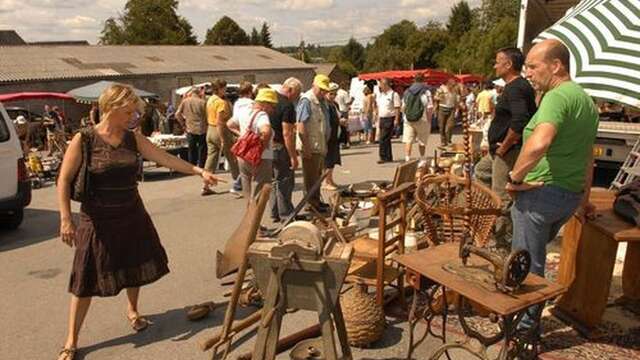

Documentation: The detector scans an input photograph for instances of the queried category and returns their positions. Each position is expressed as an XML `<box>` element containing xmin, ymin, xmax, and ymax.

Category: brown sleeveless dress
<box><xmin>69</xmin><ymin>130</ymin><xmax>169</xmax><ymax>297</ymax></box>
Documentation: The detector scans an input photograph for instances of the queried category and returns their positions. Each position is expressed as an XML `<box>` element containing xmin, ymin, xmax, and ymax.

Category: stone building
<box><xmin>0</xmin><ymin>45</ymin><xmax>316</xmax><ymax>120</ymax></box>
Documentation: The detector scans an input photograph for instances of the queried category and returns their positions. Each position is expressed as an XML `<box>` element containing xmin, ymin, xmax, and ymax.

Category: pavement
<box><xmin>1</xmin><ymin>135</ymin><xmax>498</xmax><ymax>360</ymax></box>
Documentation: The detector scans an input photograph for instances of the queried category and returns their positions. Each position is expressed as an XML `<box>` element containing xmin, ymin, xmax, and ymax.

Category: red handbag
<box><xmin>231</xmin><ymin>111</ymin><xmax>264</xmax><ymax>167</ymax></box>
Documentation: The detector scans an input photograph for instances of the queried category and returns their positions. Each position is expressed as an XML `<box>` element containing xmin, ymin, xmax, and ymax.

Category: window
<box><xmin>0</xmin><ymin>110</ymin><xmax>10</xmax><ymax>142</ymax></box>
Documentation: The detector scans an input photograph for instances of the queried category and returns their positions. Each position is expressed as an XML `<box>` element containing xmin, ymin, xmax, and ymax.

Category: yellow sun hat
<box><xmin>255</xmin><ymin>88</ymin><xmax>279</xmax><ymax>104</ymax></box>
<box><xmin>313</xmin><ymin>74</ymin><xmax>331</xmax><ymax>91</ymax></box>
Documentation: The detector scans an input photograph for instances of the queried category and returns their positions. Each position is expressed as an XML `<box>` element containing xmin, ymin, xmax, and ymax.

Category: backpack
<box><xmin>404</xmin><ymin>92</ymin><xmax>424</xmax><ymax>122</ymax></box>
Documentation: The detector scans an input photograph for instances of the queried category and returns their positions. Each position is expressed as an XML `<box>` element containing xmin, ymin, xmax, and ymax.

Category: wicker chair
<box><xmin>414</xmin><ymin>173</ymin><xmax>502</xmax><ymax>247</ymax></box>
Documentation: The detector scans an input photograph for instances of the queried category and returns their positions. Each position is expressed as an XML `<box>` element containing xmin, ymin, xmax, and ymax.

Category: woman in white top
<box><xmin>227</xmin><ymin>88</ymin><xmax>276</xmax><ymax>201</ymax></box>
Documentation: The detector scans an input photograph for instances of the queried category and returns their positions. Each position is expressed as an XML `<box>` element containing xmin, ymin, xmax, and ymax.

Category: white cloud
<box><xmin>273</xmin><ymin>0</ymin><xmax>334</xmax><ymax>11</ymax></box>
<box><xmin>60</xmin><ymin>15</ymin><xmax>97</xmax><ymax>29</ymax></box>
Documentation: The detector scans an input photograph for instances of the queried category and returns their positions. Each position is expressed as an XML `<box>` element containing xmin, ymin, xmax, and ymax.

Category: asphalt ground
<box><xmin>1</xmin><ymin>134</ymin><xmax>501</xmax><ymax>360</ymax></box>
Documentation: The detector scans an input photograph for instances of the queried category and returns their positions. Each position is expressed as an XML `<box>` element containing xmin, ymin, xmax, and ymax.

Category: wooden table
<box><xmin>553</xmin><ymin>189</ymin><xmax>640</xmax><ymax>337</ymax></box>
<box><xmin>395</xmin><ymin>243</ymin><xmax>567</xmax><ymax>359</ymax></box>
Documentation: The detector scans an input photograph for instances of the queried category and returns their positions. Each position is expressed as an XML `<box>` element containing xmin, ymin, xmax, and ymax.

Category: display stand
<box><xmin>552</xmin><ymin>189</ymin><xmax>640</xmax><ymax>338</ymax></box>
<box><xmin>395</xmin><ymin>243</ymin><xmax>567</xmax><ymax>360</ymax></box>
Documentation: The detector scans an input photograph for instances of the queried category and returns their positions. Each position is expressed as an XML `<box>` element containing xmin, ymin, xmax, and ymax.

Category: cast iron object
<box><xmin>290</xmin><ymin>338</ymin><xmax>325</xmax><ymax>360</ymax></box>
<box><xmin>460</xmin><ymin>243</ymin><xmax>532</xmax><ymax>292</ymax></box>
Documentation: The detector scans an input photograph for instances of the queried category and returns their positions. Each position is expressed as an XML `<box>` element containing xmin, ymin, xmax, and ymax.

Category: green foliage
<box><xmin>447</xmin><ymin>1</ymin><xmax>474</xmax><ymax>38</ymax></box>
<box><xmin>260</xmin><ymin>22</ymin><xmax>273</xmax><ymax>48</ymax></box>
<box><xmin>250</xmin><ymin>27</ymin><xmax>260</xmax><ymax>45</ymax></box>
<box><xmin>408</xmin><ymin>22</ymin><xmax>448</xmax><ymax>69</ymax></box>
<box><xmin>364</xmin><ymin>20</ymin><xmax>419</xmax><ymax>71</ymax></box>
<box><xmin>99</xmin><ymin>0</ymin><xmax>197</xmax><ymax>45</ymax></box>
<box><xmin>342</xmin><ymin>38</ymin><xmax>366</xmax><ymax>70</ymax></box>
<box><xmin>204</xmin><ymin>16</ymin><xmax>249</xmax><ymax>45</ymax></box>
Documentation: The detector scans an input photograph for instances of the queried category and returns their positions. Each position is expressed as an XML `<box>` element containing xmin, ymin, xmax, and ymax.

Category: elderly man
<box><xmin>269</xmin><ymin>77</ymin><xmax>302</xmax><ymax>222</ymax></box>
<box><xmin>506</xmin><ymin>39</ymin><xmax>598</xmax><ymax>334</ymax></box>
<box><xmin>297</xmin><ymin>74</ymin><xmax>331</xmax><ymax>211</ymax></box>
<box><xmin>176</xmin><ymin>87</ymin><xmax>207</xmax><ymax>168</ymax></box>
<box><xmin>475</xmin><ymin>47</ymin><xmax>537</xmax><ymax>250</ymax></box>
<box><xmin>375</xmin><ymin>78</ymin><xmax>401</xmax><ymax>163</ymax></box>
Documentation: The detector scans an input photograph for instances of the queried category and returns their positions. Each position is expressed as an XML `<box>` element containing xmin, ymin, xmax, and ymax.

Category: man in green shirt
<box><xmin>505</xmin><ymin>39</ymin><xmax>598</xmax><ymax>334</ymax></box>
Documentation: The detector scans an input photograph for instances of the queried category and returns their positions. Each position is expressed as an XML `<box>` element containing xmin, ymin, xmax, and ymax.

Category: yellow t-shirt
<box><xmin>476</xmin><ymin>90</ymin><xmax>493</xmax><ymax>114</ymax></box>
<box><xmin>206</xmin><ymin>95</ymin><xmax>230</xmax><ymax>126</ymax></box>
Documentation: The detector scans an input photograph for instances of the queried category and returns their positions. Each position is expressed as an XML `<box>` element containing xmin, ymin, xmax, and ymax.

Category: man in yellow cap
<box><xmin>296</xmin><ymin>74</ymin><xmax>331</xmax><ymax>211</ymax></box>
<box><xmin>227</xmin><ymin>88</ymin><xmax>278</xmax><ymax>200</ymax></box>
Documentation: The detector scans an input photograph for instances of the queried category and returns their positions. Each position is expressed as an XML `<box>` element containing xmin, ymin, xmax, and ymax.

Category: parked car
<box><xmin>0</xmin><ymin>102</ymin><xmax>31</xmax><ymax>230</ymax></box>
<box><xmin>5</xmin><ymin>106</ymin><xmax>46</xmax><ymax>149</ymax></box>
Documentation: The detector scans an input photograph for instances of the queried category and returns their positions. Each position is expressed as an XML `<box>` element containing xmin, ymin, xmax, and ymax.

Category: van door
<box><xmin>0</xmin><ymin>103</ymin><xmax>20</xmax><ymax>200</ymax></box>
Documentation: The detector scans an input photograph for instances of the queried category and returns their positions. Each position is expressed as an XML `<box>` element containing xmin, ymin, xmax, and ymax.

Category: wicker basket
<box><xmin>340</xmin><ymin>285</ymin><xmax>385</xmax><ymax>347</ymax></box>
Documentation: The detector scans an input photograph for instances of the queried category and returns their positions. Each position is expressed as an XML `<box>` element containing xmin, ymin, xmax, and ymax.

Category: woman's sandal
<box><xmin>57</xmin><ymin>347</ymin><xmax>76</xmax><ymax>360</ymax></box>
<box><xmin>127</xmin><ymin>314</ymin><xmax>150</xmax><ymax>332</ymax></box>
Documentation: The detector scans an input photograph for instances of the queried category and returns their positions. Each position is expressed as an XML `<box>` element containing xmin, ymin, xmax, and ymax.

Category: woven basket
<box><xmin>340</xmin><ymin>285</ymin><xmax>385</xmax><ymax>347</ymax></box>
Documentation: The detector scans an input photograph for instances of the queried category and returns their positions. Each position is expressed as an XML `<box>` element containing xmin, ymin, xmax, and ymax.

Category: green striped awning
<box><xmin>535</xmin><ymin>0</ymin><xmax>640</xmax><ymax>108</ymax></box>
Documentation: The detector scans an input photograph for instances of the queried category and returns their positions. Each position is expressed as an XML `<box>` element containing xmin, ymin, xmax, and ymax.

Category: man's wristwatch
<box><xmin>508</xmin><ymin>171</ymin><xmax>523</xmax><ymax>185</ymax></box>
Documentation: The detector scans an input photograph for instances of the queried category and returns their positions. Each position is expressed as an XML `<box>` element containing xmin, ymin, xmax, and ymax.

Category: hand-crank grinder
<box><xmin>247</xmin><ymin>221</ymin><xmax>353</xmax><ymax>360</ymax></box>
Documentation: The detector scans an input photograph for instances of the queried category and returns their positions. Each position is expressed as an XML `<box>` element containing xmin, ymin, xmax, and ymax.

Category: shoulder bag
<box><xmin>231</xmin><ymin>111</ymin><xmax>264</xmax><ymax>168</ymax></box>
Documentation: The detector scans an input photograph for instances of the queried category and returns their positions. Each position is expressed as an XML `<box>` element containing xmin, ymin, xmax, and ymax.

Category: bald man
<box><xmin>506</xmin><ymin>39</ymin><xmax>598</xmax><ymax>334</ymax></box>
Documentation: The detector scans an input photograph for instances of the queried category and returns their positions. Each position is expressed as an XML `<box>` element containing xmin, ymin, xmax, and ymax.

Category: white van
<box><xmin>0</xmin><ymin>102</ymin><xmax>31</xmax><ymax>230</ymax></box>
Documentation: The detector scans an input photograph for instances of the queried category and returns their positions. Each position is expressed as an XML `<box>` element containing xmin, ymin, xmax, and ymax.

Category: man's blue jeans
<box><xmin>511</xmin><ymin>185</ymin><xmax>582</xmax><ymax>332</ymax></box>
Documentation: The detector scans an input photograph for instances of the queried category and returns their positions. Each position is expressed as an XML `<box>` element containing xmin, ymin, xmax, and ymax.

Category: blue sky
<box><xmin>0</xmin><ymin>0</ymin><xmax>480</xmax><ymax>46</ymax></box>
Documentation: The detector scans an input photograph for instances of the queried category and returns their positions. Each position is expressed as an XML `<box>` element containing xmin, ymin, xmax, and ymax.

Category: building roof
<box><xmin>29</xmin><ymin>40</ymin><xmax>90</xmax><ymax>46</ymax></box>
<box><xmin>0</xmin><ymin>45</ymin><xmax>315</xmax><ymax>83</ymax></box>
<box><xmin>0</xmin><ymin>30</ymin><xmax>27</xmax><ymax>46</ymax></box>
<box><xmin>315</xmin><ymin>63</ymin><xmax>337</xmax><ymax>76</ymax></box>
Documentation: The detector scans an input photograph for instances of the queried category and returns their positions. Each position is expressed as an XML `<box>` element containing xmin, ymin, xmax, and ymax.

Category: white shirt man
<box><xmin>334</xmin><ymin>88</ymin><xmax>351</xmax><ymax>115</ymax></box>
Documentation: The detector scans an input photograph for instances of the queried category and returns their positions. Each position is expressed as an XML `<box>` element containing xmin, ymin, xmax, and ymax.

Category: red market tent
<box><xmin>455</xmin><ymin>74</ymin><xmax>484</xmax><ymax>84</ymax></box>
<box><xmin>0</xmin><ymin>92</ymin><xmax>74</xmax><ymax>102</ymax></box>
<box><xmin>359</xmin><ymin>69</ymin><xmax>454</xmax><ymax>87</ymax></box>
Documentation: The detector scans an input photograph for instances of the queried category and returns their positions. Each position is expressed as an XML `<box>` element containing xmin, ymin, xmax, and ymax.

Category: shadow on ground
<box><xmin>0</xmin><ymin>208</ymin><xmax>66</xmax><ymax>251</ymax></box>
<box><xmin>76</xmin><ymin>302</ymin><xmax>260</xmax><ymax>359</ymax></box>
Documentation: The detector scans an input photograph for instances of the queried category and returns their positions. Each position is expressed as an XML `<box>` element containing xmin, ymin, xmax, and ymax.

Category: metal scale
<box><xmin>247</xmin><ymin>220</ymin><xmax>354</xmax><ymax>360</ymax></box>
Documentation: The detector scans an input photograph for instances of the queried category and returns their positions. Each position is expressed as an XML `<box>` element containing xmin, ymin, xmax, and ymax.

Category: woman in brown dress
<box><xmin>56</xmin><ymin>84</ymin><xmax>219</xmax><ymax>360</ymax></box>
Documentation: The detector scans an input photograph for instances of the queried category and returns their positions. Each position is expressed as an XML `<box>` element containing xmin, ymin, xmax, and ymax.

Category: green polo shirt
<box><xmin>523</xmin><ymin>81</ymin><xmax>599</xmax><ymax>193</ymax></box>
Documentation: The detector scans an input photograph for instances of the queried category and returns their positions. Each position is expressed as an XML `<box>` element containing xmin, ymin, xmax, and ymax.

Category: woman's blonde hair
<box><xmin>98</xmin><ymin>83</ymin><xmax>145</xmax><ymax>119</ymax></box>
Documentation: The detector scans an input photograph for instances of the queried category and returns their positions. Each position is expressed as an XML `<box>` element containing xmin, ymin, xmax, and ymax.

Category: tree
<box><xmin>100</xmin><ymin>18</ymin><xmax>126</xmax><ymax>44</ymax></box>
<box><xmin>479</xmin><ymin>0</ymin><xmax>519</xmax><ymax>29</ymax></box>
<box><xmin>342</xmin><ymin>38</ymin><xmax>366</xmax><ymax>70</ymax></box>
<box><xmin>260</xmin><ymin>22</ymin><xmax>273</xmax><ymax>48</ymax></box>
<box><xmin>99</xmin><ymin>0</ymin><xmax>198</xmax><ymax>45</ymax></box>
<box><xmin>250</xmin><ymin>27</ymin><xmax>260</xmax><ymax>45</ymax></box>
<box><xmin>408</xmin><ymin>21</ymin><xmax>448</xmax><ymax>69</ymax></box>
<box><xmin>204</xmin><ymin>16</ymin><xmax>249</xmax><ymax>45</ymax></box>
<box><xmin>447</xmin><ymin>1</ymin><xmax>474</xmax><ymax>38</ymax></box>
<box><xmin>364</xmin><ymin>20</ymin><xmax>420</xmax><ymax>71</ymax></box>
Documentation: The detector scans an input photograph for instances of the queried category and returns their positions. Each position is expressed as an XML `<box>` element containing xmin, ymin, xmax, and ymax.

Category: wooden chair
<box><xmin>347</xmin><ymin>182</ymin><xmax>415</xmax><ymax>306</ymax></box>
<box><xmin>414</xmin><ymin>173</ymin><xmax>502</xmax><ymax>247</ymax></box>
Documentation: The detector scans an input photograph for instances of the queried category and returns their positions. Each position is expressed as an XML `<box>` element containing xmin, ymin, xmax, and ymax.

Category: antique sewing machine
<box><xmin>415</xmin><ymin>115</ymin><xmax>531</xmax><ymax>294</ymax></box>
